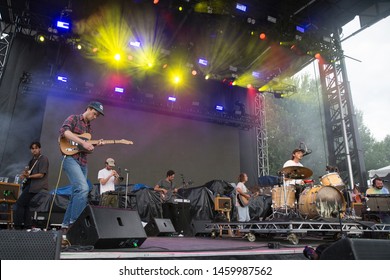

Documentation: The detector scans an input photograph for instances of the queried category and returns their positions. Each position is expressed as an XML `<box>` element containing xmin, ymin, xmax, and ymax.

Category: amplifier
<box><xmin>366</xmin><ymin>196</ymin><xmax>390</xmax><ymax>212</ymax></box>
<box><xmin>214</xmin><ymin>197</ymin><xmax>231</xmax><ymax>211</ymax></box>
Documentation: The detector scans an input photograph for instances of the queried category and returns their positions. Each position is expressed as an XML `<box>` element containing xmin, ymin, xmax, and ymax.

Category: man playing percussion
<box><xmin>282</xmin><ymin>148</ymin><xmax>310</xmax><ymax>202</ymax></box>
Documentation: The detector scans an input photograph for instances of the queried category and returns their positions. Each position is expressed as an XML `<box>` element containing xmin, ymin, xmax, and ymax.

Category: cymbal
<box><xmin>280</xmin><ymin>166</ymin><xmax>313</xmax><ymax>179</ymax></box>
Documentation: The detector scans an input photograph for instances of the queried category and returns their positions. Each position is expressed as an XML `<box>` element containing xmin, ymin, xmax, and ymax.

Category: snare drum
<box><xmin>298</xmin><ymin>185</ymin><xmax>346</xmax><ymax>219</ymax></box>
<box><xmin>271</xmin><ymin>185</ymin><xmax>296</xmax><ymax>209</ymax></box>
<box><xmin>320</xmin><ymin>173</ymin><xmax>345</xmax><ymax>190</ymax></box>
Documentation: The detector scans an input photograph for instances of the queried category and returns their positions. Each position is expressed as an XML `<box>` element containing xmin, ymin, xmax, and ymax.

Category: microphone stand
<box><xmin>124</xmin><ymin>169</ymin><xmax>129</xmax><ymax>209</ymax></box>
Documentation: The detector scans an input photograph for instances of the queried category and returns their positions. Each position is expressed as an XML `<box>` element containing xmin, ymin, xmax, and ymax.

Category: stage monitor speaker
<box><xmin>190</xmin><ymin>219</ymin><xmax>212</xmax><ymax>236</ymax></box>
<box><xmin>144</xmin><ymin>218</ymin><xmax>176</xmax><ymax>236</ymax></box>
<box><xmin>320</xmin><ymin>238</ymin><xmax>390</xmax><ymax>260</ymax></box>
<box><xmin>0</xmin><ymin>230</ymin><xmax>61</xmax><ymax>259</ymax></box>
<box><xmin>162</xmin><ymin>202</ymin><xmax>192</xmax><ymax>236</ymax></box>
<box><xmin>67</xmin><ymin>205</ymin><xmax>146</xmax><ymax>249</ymax></box>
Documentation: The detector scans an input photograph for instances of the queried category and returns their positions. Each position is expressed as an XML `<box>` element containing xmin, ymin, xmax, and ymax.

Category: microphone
<box><xmin>383</xmin><ymin>180</ymin><xmax>389</xmax><ymax>182</ymax></box>
<box><xmin>303</xmin><ymin>149</ymin><xmax>312</xmax><ymax>156</ymax></box>
<box><xmin>124</xmin><ymin>169</ymin><xmax>129</xmax><ymax>173</ymax></box>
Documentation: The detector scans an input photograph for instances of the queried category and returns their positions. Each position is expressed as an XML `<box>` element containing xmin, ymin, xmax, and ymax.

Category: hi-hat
<box><xmin>280</xmin><ymin>166</ymin><xmax>313</xmax><ymax>179</ymax></box>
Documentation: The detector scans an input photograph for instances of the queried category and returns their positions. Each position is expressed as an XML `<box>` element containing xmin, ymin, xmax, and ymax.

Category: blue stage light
<box><xmin>236</xmin><ymin>3</ymin><xmax>247</xmax><ymax>12</ymax></box>
<box><xmin>57</xmin><ymin>76</ymin><xmax>67</xmax><ymax>82</ymax></box>
<box><xmin>215</xmin><ymin>105</ymin><xmax>224</xmax><ymax>111</ymax></box>
<box><xmin>168</xmin><ymin>96</ymin><xmax>176</xmax><ymax>102</ymax></box>
<box><xmin>114</xmin><ymin>87</ymin><xmax>124</xmax><ymax>93</ymax></box>
<box><xmin>198</xmin><ymin>58</ymin><xmax>208</xmax><ymax>66</ymax></box>
<box><xmin>57</xmin><ymin>20</ymin><xmax>70</xmax><ymax>30</ymax></box>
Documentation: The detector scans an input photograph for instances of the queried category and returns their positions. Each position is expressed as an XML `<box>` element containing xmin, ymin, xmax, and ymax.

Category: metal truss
<box><xmin>205</xmin><ymin>220</ymin><xmax>390</xmax><ymax>242</ymax></box>
<box><xmin>0</xmin><ymin>22</ymin><xmax>15</xmax><ymax>84</ymax></box>
<box><xmin>317</xmin><ymin>31</ymin><xmax>367</xmax><ymax>189</ymax></box>
<box><xmin>255</xmin><ymin>93</ymin><xmax>269</xmax><ymax>177</ymax></box>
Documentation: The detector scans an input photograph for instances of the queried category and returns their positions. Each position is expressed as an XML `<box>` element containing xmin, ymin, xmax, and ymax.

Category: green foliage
<box><xmin>264</xmin><ymin>73</ymin><xmax>390</xmax><ymax>181</ymax></box>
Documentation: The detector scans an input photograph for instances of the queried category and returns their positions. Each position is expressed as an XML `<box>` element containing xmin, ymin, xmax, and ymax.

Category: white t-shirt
<box><xmin>283</xmin><ymin>160</ymin><xmax>304</xmax><ymax>185</ymax></box>
<box><xmin>98</xmin><ymin>168</ymin><xmax>116</xmax><ymax>194</ymax></box>
<box><xmin>235</xmin><ymin>182</ymin><xmax>248</xmax><ymax>207</ymax></box>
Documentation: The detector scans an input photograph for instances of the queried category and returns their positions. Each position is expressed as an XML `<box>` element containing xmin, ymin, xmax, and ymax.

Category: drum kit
<box><xmin>271</xmin><ymin>166</ymin><xmax>346</xmax><ymax>219</ymax></box>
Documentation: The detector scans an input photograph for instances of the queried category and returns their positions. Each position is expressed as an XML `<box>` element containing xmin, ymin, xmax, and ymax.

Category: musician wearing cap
<box><xmin>59</xmin><ymin>101</ymin><xmax>104</xmax><ymax>233</ymax></box>
<box><xmin>98</xmin><ymin>157</ymin><xmax>121</xmax><ymax>207</ymax></box>
<box><xmin>366</xmin><ymin>178</ymin><xmax>390</xmax><ymax>195</ymax></box>
<box><xmin>282</xmin><ymin>148</ymin><xmax>313</xmax><ymax>200</ymax></box>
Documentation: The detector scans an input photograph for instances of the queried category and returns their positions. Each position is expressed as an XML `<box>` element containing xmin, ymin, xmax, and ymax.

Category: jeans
<box><xmin>13</xmin><ymin>183</ymin><xmax>36</xmax><ymax>229</ymax></box>
<box><xmin>61</xmin><ymin>156</ymin><xmax>89</xmax><ymax>228</ymax></box>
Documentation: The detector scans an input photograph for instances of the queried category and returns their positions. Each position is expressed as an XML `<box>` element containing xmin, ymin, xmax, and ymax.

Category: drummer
<box><xmin>283</xmin><ymin>148</ymin><xmax>306</xmax><ymax>200</ymax></box>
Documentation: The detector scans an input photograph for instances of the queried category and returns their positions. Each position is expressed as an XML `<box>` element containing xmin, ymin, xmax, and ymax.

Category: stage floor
<box><xmin>60</xmin><ymin>235</ymin><xmax>309</xmax><ymax>260</ymax></box>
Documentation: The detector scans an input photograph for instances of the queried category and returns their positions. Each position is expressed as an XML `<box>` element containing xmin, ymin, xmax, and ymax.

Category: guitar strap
<box><xmin>29</xmin><ymin>155</ymin><xmax>42</xmax><ymax>172</ymax></box>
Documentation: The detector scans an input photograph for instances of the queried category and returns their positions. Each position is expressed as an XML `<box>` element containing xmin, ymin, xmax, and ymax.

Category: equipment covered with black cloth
<box><xmin>258</xmin><ymin>176</ymin><xmax>279</xmax><ymax>186</ymax></box>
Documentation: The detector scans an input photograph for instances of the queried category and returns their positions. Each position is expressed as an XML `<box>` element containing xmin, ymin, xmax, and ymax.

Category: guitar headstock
<box><xmin>117</xmin><ymin>139</ymin><xmax>134</xmax><ymax>145</ymax></box>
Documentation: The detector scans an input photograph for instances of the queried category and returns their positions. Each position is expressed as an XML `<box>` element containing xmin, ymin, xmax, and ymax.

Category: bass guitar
<box><xmin>237</xmin><ymin>191</ymin><xmax>259</xmax><ymax>207</ymax></box>
<box><xmin>59</xmin><ymin>133</ymin><xmax>133</xmax><ymax>155</ymax></box>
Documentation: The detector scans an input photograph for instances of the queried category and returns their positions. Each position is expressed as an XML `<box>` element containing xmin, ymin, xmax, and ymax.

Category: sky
<box><xmin>300</xmin><ymin>15</ymin><xmax>390</xmax><ymax>141</ymax></box>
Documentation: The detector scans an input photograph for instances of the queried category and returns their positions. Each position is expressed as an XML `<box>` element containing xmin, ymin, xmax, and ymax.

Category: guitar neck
<box><xmin>90</xmin><ymin>140</ymin><xmax>117</xmax><ymax>145</ymax></box>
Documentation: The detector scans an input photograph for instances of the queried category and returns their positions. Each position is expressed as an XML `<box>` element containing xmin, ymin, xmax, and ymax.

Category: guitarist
<box><xmin>59</xmin><ymin>101</ymin><xmax>105</xmax><ymax>234</ymax></box>
<box><xmin>13</xmin><ymin>141</ymin><xmax>49</xmax><ymax>230</ymax></box>
<box><xmin>236</xmin><ymin>173</ymin><xmax>250</xmax><ymax>222</ymax></box>
<box><xmin>154</xmin><ymin>170</ymin><xmax>177</xmax><ymax>203</ymax></box>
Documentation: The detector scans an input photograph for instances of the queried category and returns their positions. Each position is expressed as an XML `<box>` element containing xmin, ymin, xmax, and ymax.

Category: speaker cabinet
<box><xmin>67</xmin><ymin>205</ymin><xmax>147</xmax><ymax>249</ymax></box>
<box><xmin>0</xmin><ymin>230</ymin><xmax>61</xmax><ymax>259</ymax></box>
<box><xmin>190</xmin><ymin>219</ymin><xmax>212</xmax><ymax>236</ymax></box>
<box><xmin>320</xmin><ymin>238</ymin><xmax>390</xmax><ymax>260</ymax></box>
<box><xmin>366</xmin><ymin>196</ymin><xmax>390</xmax><ymax>212</ymax></box>
<box><xmin>162</xmin><ymin>202</ymin><xmax>192</xmax><ymax>236</ymax></box>
<box><xmin>144</xmin><ymin>218</ymin><xmax>176</xmax><ymax>236</ymax></box>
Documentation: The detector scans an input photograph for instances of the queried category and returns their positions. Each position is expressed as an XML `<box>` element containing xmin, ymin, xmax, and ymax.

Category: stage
<box><xmin>2</xmin><ymin>217</ymin><xmax>390</xmax><ymax>260</ymax></box>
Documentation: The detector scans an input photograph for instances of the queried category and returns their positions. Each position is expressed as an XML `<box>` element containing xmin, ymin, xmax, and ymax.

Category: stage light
<box><xmin>191</xmin><ymin>70</ymin><xmax>197</xmax><ymax>76</ymax></box>
<box><xmin>252</xmin><ymin>71</ymin><xmax>260</xmax><ymax>78</ymax></box>
<box><xmin>57</xmin><ymin>76</ymin><xmax>67</xmax><ymax>82</ymax></box>
<box><xmin>76</xmin><ymin>44</ymin><xmax>82</xmax><ymax>50</ymax></box>
<box><xmin>168</xmin><ymin>96</ymin><xmax>176</xmax><ymax>102</ymax></box>
<box><xmin>153</xmin><ymin>0</ymin><xmax>159</xmax><ymax>4</ymax></box>
<box><xmin>57</xmin><ymin>20</ymin><xmax>70</xmax><ymax>30</ymax></box>
<box><xmin>205</xmin><ymin>74</ymin><xmax>210</xmax><ymax>80</ymax></box>
<box><xmin>296</xmin><ymin>25</ymin><xmax>305</xmax><ymax>33</ymax></box>
<box><xmin>115</xmin><ymin>87</ymin><xmax>124</xmax><ymax>93</ymax></box>
<box><xmin>314</xmin><ymin>53</ymin><xmax>321</xmax><ymax>59</ymax></box>
<box><xmin>114</xmin><ymin>53</ymin><xmax>121</xmax><ymax>61</ymax></box>
<box><xmin>129</xmin><ymin>41</ymin><xmax>141</xmax><ymax>47</ymax></box>
<box><xmin>37</xmin><ymin>34</ymin><xmax>45</xmax><ymax>42</ymax></box>
<box><xmin>215</xmin><ymin>105</ymin><xmax>224</xmax><ymax>111</ymax></box>
<box><xmin>173</xmin><ymin>76</ymin><xmax>181</xmax><ymax>84</ymax></box>
<box><xmin>236</xmin><ymin>3</ymin><xmax>247</xmax><ymax>12</ymax></box>
<box><xmin>267</xmin><ymin>16</ymin><xmax>277</xmax><ymax>23</ymax></box>
<box><xmin>259</xmin><ymin>33</ymin><xmax>266</xmax><ymax>40</ymax></box>
<box><xmin>198</xmin><ymin>58</ymin><xmax>208</xmax><ymax>66</ymax></box>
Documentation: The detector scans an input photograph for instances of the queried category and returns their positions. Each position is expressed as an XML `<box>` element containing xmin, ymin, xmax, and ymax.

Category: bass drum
<box><xmin>298</xmin><ymin>185</ymin><xmax>346</xmax><ymax>219</ymax></box>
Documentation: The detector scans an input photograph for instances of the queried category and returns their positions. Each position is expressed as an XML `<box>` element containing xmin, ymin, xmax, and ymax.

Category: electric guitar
<box><xmin>237</xmin><ymin>191</ymin><xmax>259</xmax><ymax>207</ymax></box>
<box><xmin>59</xmin><ymin>133</ymin><xmax>133</xmax><ymax>156</ymax></box>
<box><xmin>160</xmin><ymin>185</ymin><xmax>187</xmax><ymax>203</ymax></box>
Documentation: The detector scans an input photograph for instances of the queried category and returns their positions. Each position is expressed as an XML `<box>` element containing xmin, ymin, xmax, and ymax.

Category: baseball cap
<box><xmin>106</xmin><ymin>158</ymin><xmax>115</xmax><ymax>167</ymax></box>
<box><xmin>292</xmin><ymin>148</ymin><xmax>305</xmax><ymax>154</ymax></box>
<box><xmin>88</xmin><ymin>101</ymin><xmax>104</xmax><ymax>116</ymax></box>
